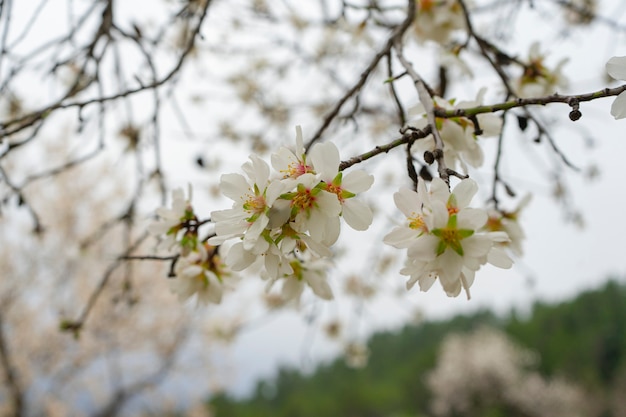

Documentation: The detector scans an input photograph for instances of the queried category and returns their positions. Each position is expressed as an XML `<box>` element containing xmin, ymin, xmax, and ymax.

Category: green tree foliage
<box><xmin>209</xmin><ymin>279</ymin><xmax>626</xmax><ymax>417</ymax></box>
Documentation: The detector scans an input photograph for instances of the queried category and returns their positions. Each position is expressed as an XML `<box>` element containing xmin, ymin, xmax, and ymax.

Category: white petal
<box><xmin>417</xmin><ymin>274</ymin><xmax>437</xmax><ymax>292</ymax></box>
<box><xmin>265</xmin><ymin>180</ymin><xmax>286</xmax><ymax>205</ymax></box>
<box><xmin>429</xmin><ymin>178</ymin><xmax>449</xmax><ymax>203</ymax></box>
<box><xmin>394</xmin><ymin>188</ymin><xmax>421</xmax><ymax>217</ymax></box>
<box><xmin>310</xmin><ymin>142</ymin><xmax>340</xmax><ymax>180</ymax></box>
<box><xmin>457</xmin><ymin>208</ymin><xmax>488</xmax><ymax>230</ymax></box>
<box><xmin>305</xmin><ymin>272</ymin><xmax>333</xmax><ymax>300</ymax></box>
<box><xmin>295</xmin><ymin>125</ymin><xmax>305</xmax><ymax>156</ymax></box>
<box><xmin>282</xmin><ymin>278</ymin><xmax>304</xmax><ymax>302</ymax></box>
<box><xmin>180</xmin><ymin>265</ymin><xmax>203</xmax><ymax>279</ymax></box>
<box><xmin>220</xmin><ymin>173</ymin><xmax>250</xmax><ymax>201</ymax></box>
<box><xmin>265</xmin><ymin>253</ymin><xmax>281</xmax><ymax>278</ymax></box>
<box><xmin>246</xmin><ymin>154</ymin><xmax>270</xmax><ymax>185</ymax></box>
<box><xmin>487</xmin><ymin>247</ymin><xmax>513</xmax><ymax>269</ymax></box>
<box><xmin>437</xmin><ymin>250</ymin><xmax>463</xmax><ymax>286</ymax></box>
<box><xmin>342</xmin><ymin>170</ymin><xmax>374</xmax><ymax>193</ymax></box>
<box><xmin>452</xmin><ymin>178</ymin><xmax>478</xmax><ymax>208</ymax></box>
<box><xmin>611</xmin><ymin>92</ymin><xmax>626</xmax><ymax>119</ymax></box>
<box><xmin>225</xmin><ymin>243</ymin><xmax>257</xmax><ymax>271</ymax></box>
<box><xmin>383</xmin><ymin>227</ymin><xmax>418</xmax><ymax>249</ymax></box>
<box><xmin>441</xmin><ymin>279</ymin><xmax>462</xmax><ymax>298</ymax></box>
<box><xmin>271</xmin><ymin>147</ymin><xmax>297</xmax><ymax>174</ymax></box>
<box><xmin>606</xmin><ymin>56</ymin><xmax>626</xmax><ymax>81</ymax></box>
<box><xmin>215</xmin><ymin>220</ymin><xmax>247</xmax><ymax>237</ymax></box>
<box><xmin>267</xmin><ymin>200</ymin><xmax>292</xmax><ymax>229</ymax></box>
<box><xmin>321</xmin><ymin>215</ymin><xmax>341</xmax><ymax>246</ymax></box>
<box><xmin>301</xmin><ymin>234</ymin><xmax>333</xmax><ymax>258</ymax></box>
<box><xmin>407</xmin><ymin>235</ymin><xmax>439</xmax><ymax>261</ymax></box>
<box><xmin>342</xmin><ymin>199</ymin><xmax>373</xmax><ymax>231</ymax></box>
<box><xmin>462</xmin><ymin>235</ymin><xmax>492</xmax><ymax>258</ymax></box>
<box><xmin>316</xmin><ymin>190</ymin><xmax>342</xmax><ymax>216</ymax></box>
<box><xmin>431</xmin><ymin>201</ymin><xmax>449</xmax><ymax>228</ymax></box>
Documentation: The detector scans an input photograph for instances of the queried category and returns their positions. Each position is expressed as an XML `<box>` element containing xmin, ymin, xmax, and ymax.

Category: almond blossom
<box><xmin>412</xmin><ymin>0</ymin><xmax>467</xmax><ymax>45</ymax></box>
<box><xmin>410</xmin><ymin>90</ymin><xmax>502</xmax><ymax>172</ymax></box>
<box><xmin>515</xmin><ymin>42</ymin><xmax>568</xmax><ymax>98</ymax></box>
<box><xmin>271</xmin><ymin>125</ymin><xmax>313</xmax><ymax>180</ymax></box>
<box><xmin>208</xmin><ymin>125</ymin><xmax>374</xmax><ymax>295</ymax></box>
<box><xmin>384</xmin><ymin>178</ymin><xmax>513</xmax><ymax>299</ymax></box>
<box><xmin>148</xmin><ymin>186</ymin><xmax>197</xmax><ymax>254</ymax></box>
<box><xmin>210</xmin><ymin>154</ymin><xmax>284</xmax><ymax>250</ymax></box>
<box><xmin>171</xmin><ymin>243</ymin><xmax>232</xmax><ymax>305</ymax></box>
<box><xmin>265</xmin><ymin>254</ymin><xmax>334</xmax><ymax>303</ymax></box>
<box><xmin>483</xmin><ymin>194</ymin><xmax>531</xmax><ymax>257</ymax></box>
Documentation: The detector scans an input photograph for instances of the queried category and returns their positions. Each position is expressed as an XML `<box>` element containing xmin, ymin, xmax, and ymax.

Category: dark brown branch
<box><xmin>434</xmin><ymin>86</ymin><xmax>626</xmax><ymax>119</ymax></box>
<box><xmin>304</xmin><ymin>0</ymin><xmax>416</xmax><ymax>151</ymax></box>
<box><xmin>61</xmin><ymin>233</ymin><xmax>150</xmax><ymax>336</ymax></box>
<box><xmin>339</xmin><ymin>125</ymin><xmax>432</xmax><ymax>171</ymax></box>
<box><xmin>0</xmin><ymin>0</ymin><xmax>213</xmax><ymax>139</ymax></box>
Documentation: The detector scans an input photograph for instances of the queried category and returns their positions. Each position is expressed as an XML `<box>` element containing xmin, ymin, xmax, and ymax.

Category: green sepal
<box><xmin>436</xmin><ymin>240</ymin><xmax>447</xmax><ymax>256</ymax></box>
<box><xmin>450</xmin><ymin>240</ymin><xmax>464</xmax><ymax>256</ymax></box>
<box><xmin>246</xmin><ymin>212</ymin><xmax>261</xmax><ymax>223</ymax></box>
<box><xmin>447</xmin><ymin>214</ymin><xmax>458</xmax><ymax>228</ymax></box>
<box><xmin>447</xmin><ymin>194</ymin><xmax>458</xmax><ymax>212</ymax></box>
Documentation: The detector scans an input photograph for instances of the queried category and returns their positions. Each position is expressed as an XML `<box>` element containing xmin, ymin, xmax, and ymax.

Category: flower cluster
<box><xmin>411</xmin><ymin>89</ymin><xmax>503</xmax><ymax>172</ymax></box>
<box><xmin>209</xmin><ymin>126</ymin><xmax>374</xmax><ymax>303</ymax></box>
<box><xmin>384</xmin><ymin>178</ymin><xmax>512</xmax><ymax>299</ymax></box>
<box><xmin>515</xmin><ymin>42</ymin><xmax>568</xmax><ymax>98</ymax></box>
<box><xmin>149</xmin><ymin>187</ymin><xmax>232</xmax><ymax>305</ymax></box>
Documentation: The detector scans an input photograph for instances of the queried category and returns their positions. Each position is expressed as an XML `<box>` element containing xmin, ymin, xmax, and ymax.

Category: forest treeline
<box><xmin>206</xmin><ymin>279</ymin><xmax>626</xmax><ymax>417</ymax></box>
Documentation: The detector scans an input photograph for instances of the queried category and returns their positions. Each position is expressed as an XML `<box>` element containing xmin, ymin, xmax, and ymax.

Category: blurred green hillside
<box><xmin>208</xmin><ymin>279</ymin><xmax>626</xmax><ymax>417</ymax></box>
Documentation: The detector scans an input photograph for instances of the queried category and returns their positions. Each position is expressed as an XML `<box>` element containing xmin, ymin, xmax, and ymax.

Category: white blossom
<box><xmin>170</xmin><ymin>244</ymin><xmax>232</xmax><ymax>305</ymax></box>
<box><xmin>515</xmin><ymin>42</ymin><xmax>568</xmax><ymax>98</ymax></box>
<box><xmin>271</xmin><ymin>125</ymin><xmax>314</xmax><ymax>180</ymax></box>
<box><xmin>210</xmin><ymin>125</ymin><xmax>373</xmax><ymax>283</ymax></box>
<box><xmin>265</xmin><ymin>254</ymin><xmax>333</xmax><ymax>302</ymax></box>
<box><xmin>484</xmin><ymin>194</ymin><xmax>531</xmax><ymax>257</ymax></box>
<box><xmin>148</xmin><ymin>186</ymin><xmax>196</xmax><ymax>253</ymax></box>
<box><xmin>410</xmin><ymin>90</ymin><xmax>502</xmax><ymax>172</ymax></box>
<box><xmin>412</xmin><ymin>0</ymin><xmax>467</xmax><ymax>45</ymax></box>
<box><xmin>385</xmin><ymin>178</ymin><xmax>513</xmax><ymax>299</ymax></box>
<box><xmin>210</xmin><ymin>155</ymin><xmax>285</xmax><ymax>249</ymax></box>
